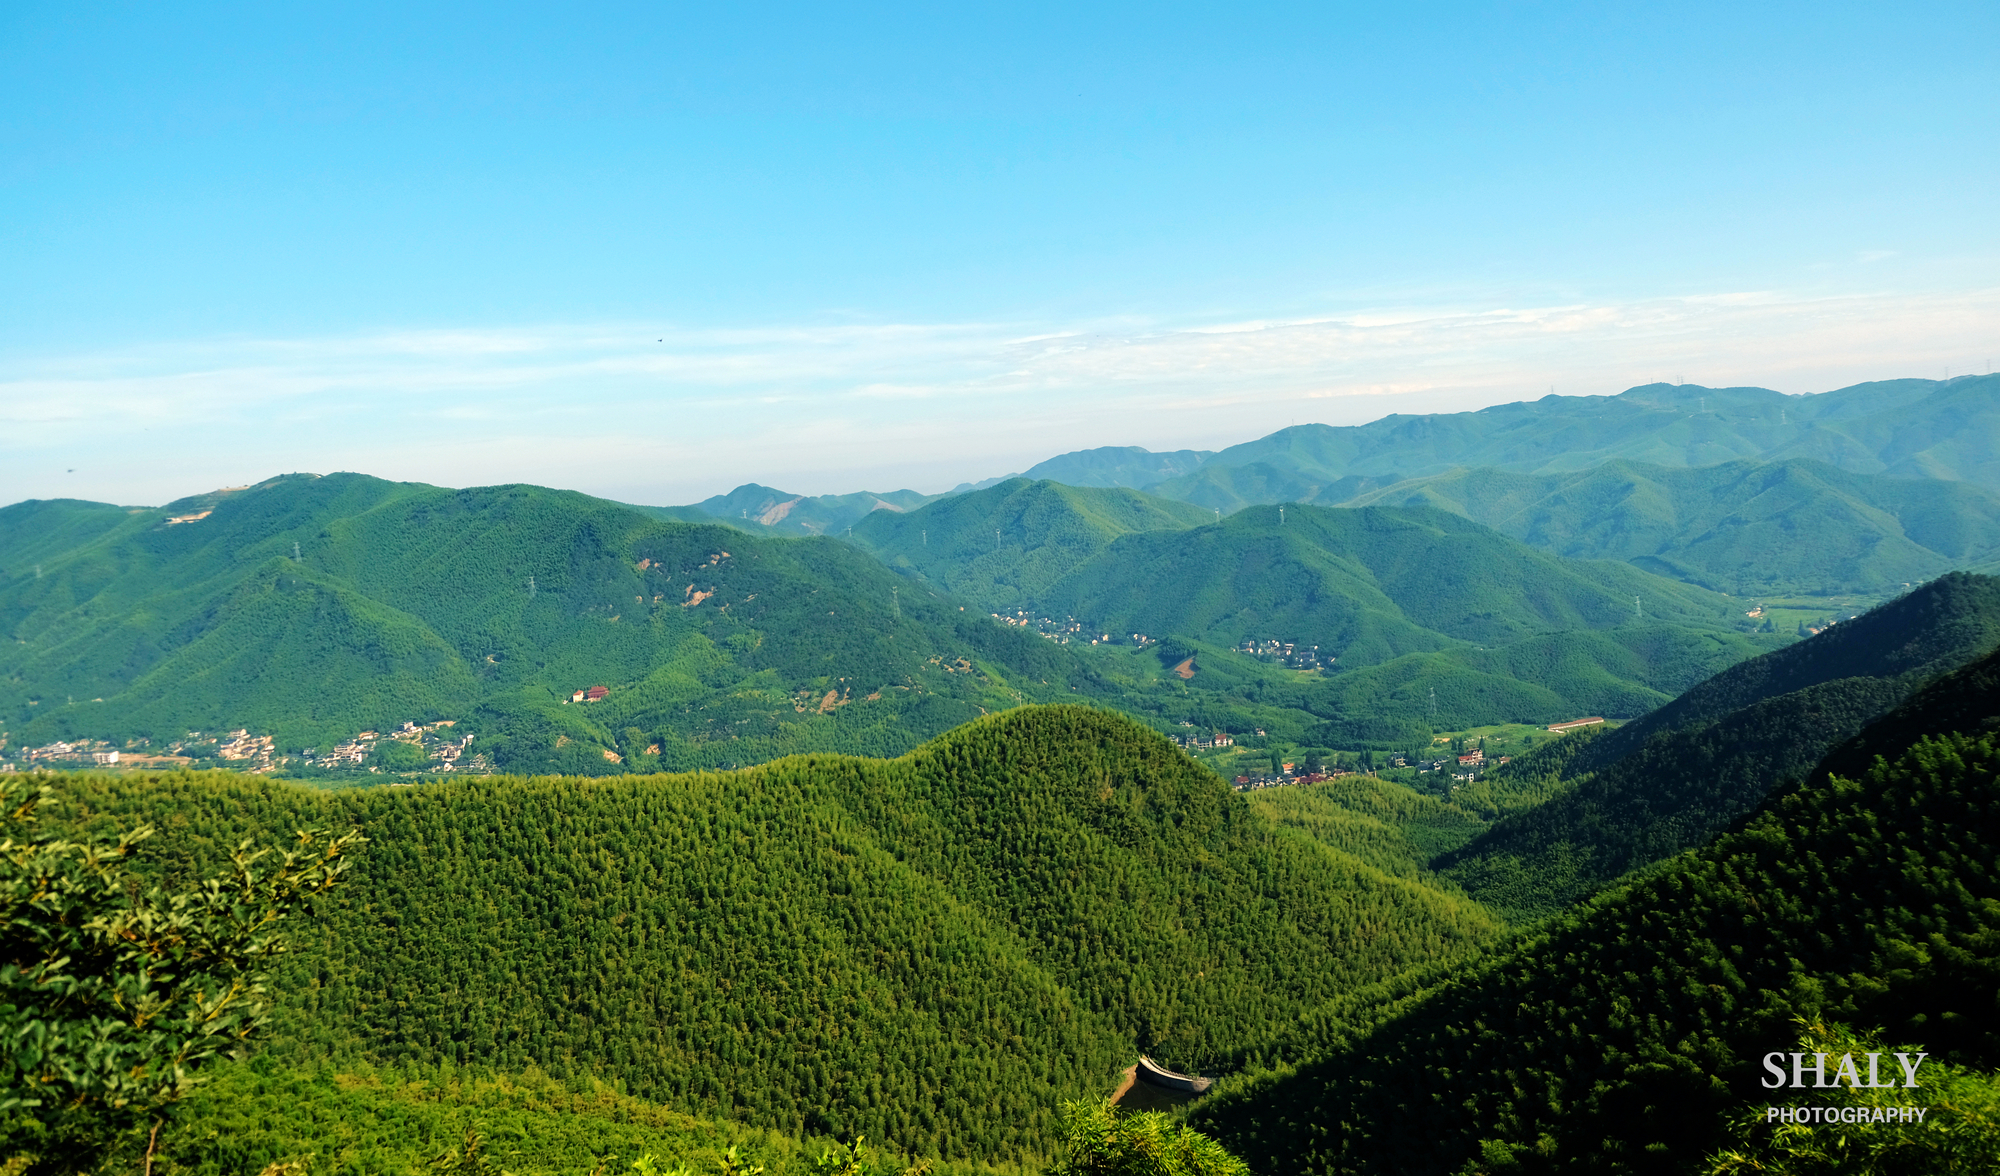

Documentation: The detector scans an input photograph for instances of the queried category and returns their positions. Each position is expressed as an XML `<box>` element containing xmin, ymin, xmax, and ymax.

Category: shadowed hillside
<box><xmin>1194</xmin><ymin>727</ymin><xmax>2000</xmax><ymax>1174</ymax></box>
<box><xmin>1435</xmin><ymin>573</ymin><xmax>2000</xmax><ymax>919</ymax></box>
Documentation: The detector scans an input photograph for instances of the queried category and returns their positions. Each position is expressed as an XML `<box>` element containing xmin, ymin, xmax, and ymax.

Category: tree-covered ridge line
<box><xmin>36</xmin><ymin>705</ymin><xmax>1502</xmax><ymax>1164</ymax></box>
<box><xmin>1432</xmin><ymin>572</ymin><xmax>2000</xmax><ymax>920</ymax></box>
<box><xmin>1138</xmin><ymin>375</ymin><xmax>2000</xmax><ymax>511</ymax></box>
<box><xmin>1191</xmin><ymin>728</ymin><xmax>2000</xmax><ymax>1175</ymax></box>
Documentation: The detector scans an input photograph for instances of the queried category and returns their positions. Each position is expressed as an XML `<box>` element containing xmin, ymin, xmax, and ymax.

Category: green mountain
<box><xmin>1814</xmin><ymin>634</ymin><xmax>2000</xmax><ymax>784</ymax></box>
<box><xmin>1435</xmin><ymin>573</ymin><xmax>2000</xmax><ymax>919</ymax></box>
<box><xmin>1193</xmin><ymin>724</ymin><xmax>2000</xmax><ymax>1174</ymax></box>
<box><xmin>1337</xmin><ymin>457</ymin><xmax>2000</xmax><ymax>595</ymax></box>
<box><xmin>847</xmin><ymin>490</ymin><xmax>1779</xmax><ymax>741</ymax></box>
<box><xmin>0</xmin><ymin>473</ymin><xmax>1100</xmax><ymax>773</ymax></box>
<box><xmin>1028</xmin><ymin>503</ymin><xmax>1771</xmax><ymax>731</ymax></box>
<box><xmin>1141</xmin><ymin>376</ymin><xmax>2000</xmax><ymax>511</ymax></box>
<box><xmin>1040</xmin><ymin>503</ymin><xmax>1738</xmax><ymax>654</ymax></box>
<box><xmin>1584</xmin><ymin>570</ymin><xmax>2000</xmax><ymax>770</ymax></box>
<box><xmin>1016</xmin><ymin>445</ymin><xmax>1215</xmax><ymax>490</ymax></box>
<box><xmin>678</xmin><ymin>483</ymin><xmax>946</xmax><ymax>538</ymax></box>
<box><xmin>55</xmin><ymin>706</ymin><xmax>1501</xmax><ymax>1163</ymax></box>
<box><xmin>850</xmin><ymin>478</ymin><xmax>1215</xmax><ymax>612</ymax></box>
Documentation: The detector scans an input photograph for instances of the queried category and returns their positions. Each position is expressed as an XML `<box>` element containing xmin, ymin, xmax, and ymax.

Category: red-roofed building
<box><xmin>585</xmin><ymin>685</ymin><xmax>609</xmax><ymax>702</ymax></box>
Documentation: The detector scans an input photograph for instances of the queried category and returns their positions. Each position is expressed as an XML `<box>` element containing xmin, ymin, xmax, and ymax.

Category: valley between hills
<box><xmin>6</xmin><ymin>376</ymin><xmax>2000</xmax><ymax>1176</ymax></box>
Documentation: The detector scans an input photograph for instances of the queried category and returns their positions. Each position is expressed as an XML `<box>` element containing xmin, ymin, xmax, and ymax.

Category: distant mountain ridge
<box><xmin>1337</xmin><ymin>456</ymin><xmax>2000</xmax><ymax>595</ymax></box>
<box><xmin>1141</xmin><ymin>375</ymin><xmax>2000</xmax><ymax>511</ymax></box>
<box><xmin>655</xmin><ymin>375</ymin><xmax>2000</xmax><ymax>596</ymax></box>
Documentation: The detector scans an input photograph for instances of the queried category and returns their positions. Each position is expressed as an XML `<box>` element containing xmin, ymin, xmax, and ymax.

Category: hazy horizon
<box><xmin>4</xmin><ymin>2</ymin><xmax>1993</xmax><ymax>508</ymax></box>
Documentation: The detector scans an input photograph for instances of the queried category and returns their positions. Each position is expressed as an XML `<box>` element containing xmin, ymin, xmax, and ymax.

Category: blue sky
<box><xmin>3</xmin><ymin>1</ymin><xmax>1995</xmax><ymax>506</ymax></box>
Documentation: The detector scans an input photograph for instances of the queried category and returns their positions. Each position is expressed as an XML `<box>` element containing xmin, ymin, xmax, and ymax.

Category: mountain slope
<box><xmin>1814</xmin><ymin>638</ymin><xmax>2000</xmax><ymax>784</ymax></box>
<box><xmin>1194</xmin><ymin>729</ymin><xmax>2000</xmax><ymax>1175</ymax></box>
<box><xmin>1337</xmin><ymin>457</ymin><xmax>2000</xmax><ymax>595</ymax></box>
<box><xmin>57</xmin><ymin>706</ymin><xmax>1501</xmax><ymax>1162</ymax></box>
<box><xmin>1040</xmin><ymin>503</ymin><xmax>1739</xmax><ymax>661</ymax></box>
<box><xmin>850</xmin><ymin>479</ymin><xmax>1214</xmax><ymax>611</ymax></box>
<box><xmin>1016</xmin><ymin>445</ymin><xmax>1214</xmax><ymax>490</ymax></box>
<box><xmin>675</xmin><ymin>483</ymin><xmax>945</xmax><ymax>538</ymax></box>
<box><xmin>1435</xmin><ymin>573</ymin><xmax>2000</xmax><ymax>918</ymax></box>
<box><xmin>1580</xmin><ymin>571</ymin><xmax>2000</xmax><ymax>770</ymax></box>
<box><xmin>0</xmin><ymin>473</ymin><xmax>1104</xmax><ymax>771</ymax></box>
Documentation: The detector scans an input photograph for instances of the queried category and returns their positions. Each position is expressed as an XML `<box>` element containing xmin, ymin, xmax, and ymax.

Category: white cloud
<box><xmin>5</xmin><ymin>283</ymin><xmax>1997</xmax><ymax>508</ymax></box>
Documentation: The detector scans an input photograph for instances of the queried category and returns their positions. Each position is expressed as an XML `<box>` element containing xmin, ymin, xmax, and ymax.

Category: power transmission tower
<box><xmin>892</xmin><ymin>586</ymin><xmax>900</xmax><ymax>618</ymax></box>
<box><xmin>293</xmin><ymin>541</ymin><xmax>301</xmax><ymax>561</ymax></box>
<box><xmin>1635</xmin><ymin>595</ymin><xmax>1642</xmax><ymax>619</ymax></box>
<box><xmin>995</xmin><ymin>529</ymin><xmax>1001</xmax><ymax>552</ymax></box>
<box><xmin>1279</xmin><ymin>506</ymin><xmax>1285</xmax><ymax>525</ymax></box>
<box><xmin>528</xmin><ymin>575</ymin><xmax>536</xmax><ymax>599</ymax></box>
<box><xmin>921</xmin><ymin>530</ymin><xmax>926</xmax><ymax>546</ymax></box>
<box><xmin>1428</xmin><ymin>687</ymin><xmax>1437</xmax><ymax>724</ymax></box>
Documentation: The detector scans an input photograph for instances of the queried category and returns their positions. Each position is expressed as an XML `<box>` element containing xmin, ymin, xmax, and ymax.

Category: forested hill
<box><xmin>53</xmin><ymin>705</ymin><xmax>1501</xmax><ymax>1163</ymax></box>
<box><xmin>860</xmin><ymin>494</ymin><xmax>1777</xmax><ymax>737</ymax></box>
<box><xmin>1336</xmin><ymin>457</ymin><xmax>2000</xmax><ymax>596</ymax></box>
<box><xmin>849</xmin><ymin>478</ymin><xmax>1213</xmax><ymax>611</ymax></box>
<box><xmin>672</xmin><ymin>483</ymin><xmax>947</xmax><ymax>539</ymax></box>
<box><xmin>1434</xmin><ymin>573</ymin><xmax>2000</xmax><ymax>918</ymax></box>
<box><xmin>1578</xmin><ymin>571</ymin><xmax>2000</xmax><ymax>772</ymax></box>
<box><xmin>0</xmin><ymin>473</ymin><xmax>1104</xmax><ymax>772</ymax></box>
<box><xmin>1037</xmin><ymin>502</ymin><xmax>1738</xmax><ymax>655</ymax></box>
<box><xmin>1193</xmin><ymin>726</ymin><xmax>2000</xmax><ymax>1175</ymax></box>
<box><xmin>1814</xmin><ymin>637</ymin><xmax>2000</xmax><ymax>783</ymax></box>
<box><xmin>1138</xmin><ymin>375</ymin><xmax>2000</xmax><ymax>512</ymax></box>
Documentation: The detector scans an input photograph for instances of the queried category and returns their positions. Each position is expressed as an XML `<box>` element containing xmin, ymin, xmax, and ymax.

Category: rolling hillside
<box><xmin>0</xmin><ymin>474</ymin><xmax>1101</xmax><ymax>773</ymax></box>
<box><xmin>850</xmin><ymin>478</ymin><xmax>1213</xmax><ymax>611</ymax></box>
<box><xmin>1031</xmin><ymin>503</ymin><xmax>1771</xmax><ymax>732</ymax></box>
<box><xmin>4</xmin><ymin>476</ymin><xmax>1792</xmax><ymax>776</ymax></box>
<box><xmin>52</xmin><ymin>706</ymin><xmax>1502</xmax><ymax>1164</ymax></box>
<box><xmin>848</xmin><ymin>492</ymin><xmax>1779</xmax><ymax>741</ymax></box>
<box><xmin>1039</xmin><ymin>503</ymin><xmax>1739</xmax><ymax>654</ymax></box>
<box><xmin>1338</xmin><ymin>457</ymin><xmax>2000</xmax><ymax>595</ymax></box>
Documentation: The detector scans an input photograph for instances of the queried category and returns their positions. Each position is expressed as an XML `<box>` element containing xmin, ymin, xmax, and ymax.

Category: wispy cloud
<box><xmin>5</xmin><ymin>284</ymin><xmax>1996</xmax><ymax>508</ymax></box>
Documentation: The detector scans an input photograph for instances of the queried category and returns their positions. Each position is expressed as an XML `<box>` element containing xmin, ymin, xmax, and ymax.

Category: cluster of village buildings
<box><xmin>1231</xmin><ymin>638</ymin><xmax>1330</xmax><ymax>671</ymax></box>
<box><xmin>990</xmin><ymin>611</ymin><xmax>1157</xmax><ymax>647</ymax></box>
<box><xmin>308</xmin><ymin>720</ymin><xmax>483</xmax><ymax>772</ymax></box>
<box><xmin>1</xmin><ymin>728</ymin><xmax>276</xmax><ymax>773</ymax></box>
<box><xmin>0</xmin><ymin>719</ymin><xmax>489</xmax><ymax>776</ymax></box>
<box><xmin>5</xmin><ymin>736</ymin><xmax>124</xmax><ymax>772</ymax></box>
<box><xmin>1169</xmin><ymin>727</ymin><xmax>1235</xmax><ymax>751</ymax></box>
